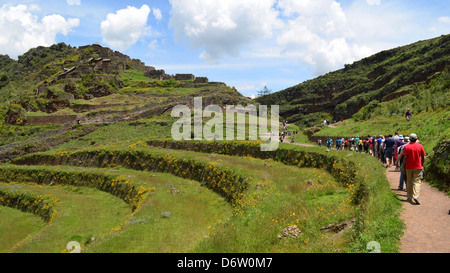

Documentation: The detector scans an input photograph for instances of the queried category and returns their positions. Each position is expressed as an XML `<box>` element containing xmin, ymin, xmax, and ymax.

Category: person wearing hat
<box><xmin>394</xmin><ymin>135</ymin><xmax>405</xmax><ymax>171</ymax></box>
<box><xmin>396</xmin><ymin>137</ymin><xmax>409</xmax><ymax>191</ymax></box>
<box><xmin>401</xmin><ymin>133</ymin><xmax>425</xmax><ymax>205</ymax></box>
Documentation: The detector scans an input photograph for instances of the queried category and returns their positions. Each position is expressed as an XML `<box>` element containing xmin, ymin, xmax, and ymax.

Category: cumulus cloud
<box><xmin>169</xmin><ymin>0</ymin><xmax>282</xmax><ymax>64</ymax></box>
<box><xmin>101</xmin><ymin>5</ymin><xmax>151</xmax><ymax>51</ymax></box>
<box><xmin>167</xmin><ymin>0</ymin><xmax>429</xmax><ymax>77</ymax></box>
<box><xmin>168</xmin><ymin>0</ymin><xmax>374</xmax><ymax>74</ymax></box>
<box><xmin>0</xmin><ymin>4</ymin><xmax>79</xmax><ymax>59</ymax></box>
<box><xmin>275</xmin><ymin>0</ymin><xmax>375</xmax><ymax>75</ymax></box>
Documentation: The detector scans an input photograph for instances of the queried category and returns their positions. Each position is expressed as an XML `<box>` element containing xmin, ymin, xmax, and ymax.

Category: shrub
<box><xmin>12</xmin><ymin>149</ymin><xmax>251</xmax><ymax>205</ymax></box>
<box><xmin>0</xmin><ymin>189</ymin><xmax>58</xmax><ymax>223</ymax></box>
<box><xmin>0</xmin><ymin>166</ymin><xmax>149</xmax><ymax>211</ymax></box>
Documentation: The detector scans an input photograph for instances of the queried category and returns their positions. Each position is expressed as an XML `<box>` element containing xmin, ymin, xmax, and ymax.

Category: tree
<box><xmin>257</xmin><ymin>86</ymin><xmax>272</xmax><ymax>97</ymax></box>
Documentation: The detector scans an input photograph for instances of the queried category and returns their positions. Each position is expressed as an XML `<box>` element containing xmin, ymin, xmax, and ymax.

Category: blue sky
<box><xmin>0</xmin><ymin>0</ymin><xmax>449</xmax><ymax>97</ymax></box>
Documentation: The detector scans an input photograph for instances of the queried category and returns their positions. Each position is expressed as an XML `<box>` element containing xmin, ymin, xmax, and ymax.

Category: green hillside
<box><xmin>0</xmin><ymin>43</ymin><xmax>249</xmax><ymax>127</ymax></box>
<box><xmin>2</xmin><ymin>36</ymin><xmax>449</xmax><ymax>253</ymax></box>
<box><xmin>258</xmin><ymin>34</ymin><xmax>450</xmax><ymax>127</ymax></box>
<box><xmin>309</xmin><ymin>67</ymin><xmax>449</xmax><ymax>192</ymax></box>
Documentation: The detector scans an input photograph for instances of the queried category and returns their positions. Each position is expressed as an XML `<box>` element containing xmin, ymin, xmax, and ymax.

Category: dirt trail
<box><xmin>385</xmin><ymin>166</ymin><xmax>450</xmax><ymax>253</ymax></box>
<box><xmin>282</xmin><ymin>136</ymin><xmax>315</xmax><ymax>147</ymax></box>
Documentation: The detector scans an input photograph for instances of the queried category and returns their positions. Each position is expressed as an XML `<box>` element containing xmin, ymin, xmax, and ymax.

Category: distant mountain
<box><xmin>258</xmin><ymin>34</ymin><xmax>450</xmax><ymax>126</ymax></box>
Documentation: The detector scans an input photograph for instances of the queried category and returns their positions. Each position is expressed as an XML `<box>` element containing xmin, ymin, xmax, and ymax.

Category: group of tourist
<box><xmin>320</xmin><ymin>132</ymin><xmax>425</xmax><ymax>205</ymax></box>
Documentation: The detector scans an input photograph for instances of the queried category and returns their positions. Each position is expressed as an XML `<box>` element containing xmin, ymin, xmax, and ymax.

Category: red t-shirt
<box><xmin>403</xmin><ymin>142</ymin><xmax>425</xmax><ymax>170</ymax></box>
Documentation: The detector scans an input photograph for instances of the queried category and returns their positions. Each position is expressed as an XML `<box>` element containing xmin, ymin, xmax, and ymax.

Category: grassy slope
<box><xmin>318</xmin><ymin>67</ymin><xmax>450</xmax><ymax>152</ymax></box>
<box><xmin>0</xmin><ymin>180</ymin><xmax>130</xmax><ymax>253</ymax></box>
<box><xmin>0</xmin><ymin>206</ymin><xmax>46</xmax><ymax>252</ymax></box>
<box><xmin>310</xmin><ymin>68</ymin><xmax>449</xmax><ymax>192</ymax></box>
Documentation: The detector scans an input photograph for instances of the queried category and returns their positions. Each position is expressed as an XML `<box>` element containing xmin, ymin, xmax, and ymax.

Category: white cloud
<box><xmin>101</xmin><ymin>5</ymin><xmax>151</xmax><ymax>52</ymax></box>
<box><xmin>167</xmin><ymin>0</ymin><xmax>440</xmax><ymax>78</ymax></box>
<box><xmin>153</xmin><ymin>8</ymin><xmax>162</xmax><ymax>20</ymax></box>
<box><xmin>275</xmin><ymin>0</ymin><xmax>374</xmax><ymax>75</ymax></box>
<box><xmin>273</xmin><ymin>0</ymin><xmax>427</xmax><ymax>76</ymax></box>
<box><xmin>169</xmin><ymin>0</ymin><xmax>282</xmax><ymax>64</ymax></box>
<box><xmin>0</xmin><ymin>4</ymin><xmax>79</xmax><ymax>59</ymax></box>
<box><xmin>167</xmin><ymin>0</ymin><xmax>373</xmax><ymax>75</ymax></box>
<box><xmin>67</xmin><ymin>0</ymin><xmax>81</xmax><ymax>6</ymax></box>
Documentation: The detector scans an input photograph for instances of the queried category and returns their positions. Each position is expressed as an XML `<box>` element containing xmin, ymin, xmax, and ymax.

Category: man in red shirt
<box><xmin>401</xmin><ymin>133</ymin><xmax>425</xmax><ymax>205</ymax></box>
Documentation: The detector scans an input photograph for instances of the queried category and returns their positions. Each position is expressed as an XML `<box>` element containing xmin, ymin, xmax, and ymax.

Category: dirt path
<box><xmin>385</xmin><ymin>166</ymin><xmax>450</xmax><ymax>253</ymax></box>
<box><xmin>282</xmin><ymin>136</ymin><xmax>315</xmax><ymax>147</ymax></box>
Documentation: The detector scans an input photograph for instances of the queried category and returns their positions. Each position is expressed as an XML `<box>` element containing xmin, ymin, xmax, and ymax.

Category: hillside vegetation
<box><xmin>309</xmin><ymin>68</ymin><xmax>449</xmax><ymax>193</ymax></box>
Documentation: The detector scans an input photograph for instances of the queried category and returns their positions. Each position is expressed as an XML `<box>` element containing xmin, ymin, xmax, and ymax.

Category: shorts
<box><xmin>385</xmin><ymin>149</ymin><xmax>394</xmax><ymax>160</ymax></box>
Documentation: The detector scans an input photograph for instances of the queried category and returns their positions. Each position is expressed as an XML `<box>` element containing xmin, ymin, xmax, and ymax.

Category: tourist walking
<box><xmin>399</xmin><ymin>134</ymin><xmax>425</xmax><ymax>205</ymax></box>
<box><xmin>384</xmin><ymin>134</ymin><xmax>396</xmax><ymax>168</ymax></box>
<box><xmin>372</xmin><ymin>135</ymin><xmax>377</xmax><ymax>157</ymax></box>
<box><xmin>363</xmin><ymin>137</ymin><xmax>369</xmax><ymax>154</ymax></box>
<box><xmin>354</xmin><ymin>136</ymin><xmax>360</xmax><ymax>151</ymax></box>
<box><xmin>396</xmin><ymin>137</ymin><xmax>409</xmax><ymax>191</ymax></box>
<box><xmin>336</xmin><ymin>137</ymin><xmax>342</xmax><ymax>150</ymax></box>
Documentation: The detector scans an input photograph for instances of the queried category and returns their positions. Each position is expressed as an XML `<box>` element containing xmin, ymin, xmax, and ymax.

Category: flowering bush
<box><xmin>145</xmin><ymin>139</ymin><xmax>367</xmax><ymax>206</ymax></box>
<box><xmin>0</xmin><ymin>189</ymin><xmax>57</xmax><ymax>223</ymax></box>
<box><xmin>0</xmin><ymin>166</ymin><xmax>148</xmax><ymax>212</ymax></box>
<box><xmin>12</xmin><ymin>149</ymin><xmax>251</xmax><ymax>205</ymax></box>
<box><xmin>147</xmin><ymin>140</ymin><xmax>362</xmax><ymax>184</ymax></box>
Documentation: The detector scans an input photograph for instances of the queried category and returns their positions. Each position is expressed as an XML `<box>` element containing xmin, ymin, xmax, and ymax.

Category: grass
<box><xmin>1</xmin><ymin>143</ymin><xmax>361</xmax><ymax>253</ymax></box>
<box><xmin>0</xmin><ymin>206</ymin><xmax>46</xmax><ymax>252</ymax></box>
<box><xmin>0</xmin><ymin>123</ymin><xmax>60</xmax><ymax>146</ymax></box>
<box><xmin>48</xmin><ymin>120</ymin><xmax>174</xmax><ymax>152</ymax></box>
<box><xmin>0</xmin><ymin>113</ymin><xmax>404</xmax><ymax>253</ymax></box>
<box><xmin>89</xmin><ymin>168</ymin><xmax>231</xmax><ymax>253</ymax></box>
<box><xmin>0</xmin><ymin>180</ymin><xmax>131</xmax><ymax>253</ymax></box>
<box><xmin>0</xmin><ymin>164</ymin><xmax>233</xmax><ymax>253</ymax></box>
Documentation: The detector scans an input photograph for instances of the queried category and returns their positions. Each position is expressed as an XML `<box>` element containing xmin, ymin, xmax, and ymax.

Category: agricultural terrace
<box><xmin>0</xmin><ymin>117</ymin><xmax>403</xmax><ymax>253</ymax></box>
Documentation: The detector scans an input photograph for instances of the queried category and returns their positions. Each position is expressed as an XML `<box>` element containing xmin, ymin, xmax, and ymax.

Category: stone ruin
<box><xmin>51</xmin><ymin>43</ymin><xmax>209</xmax><ymax>86</ymax></box>
<box><xmin>175</xmin><ymin>74</ymin><xmax>195</xmax><ymax>81</ymax></box>
<box><xmin>194</xmin><ymin>77</ymin><xmax>209</xmax><ymax>84</ymax></box>
<box><xmin>144</xmin><ymin>69</ymin><xmax>173</xmax><ymax>80</ymax></box>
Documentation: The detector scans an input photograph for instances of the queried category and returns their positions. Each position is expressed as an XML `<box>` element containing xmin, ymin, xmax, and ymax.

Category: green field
<box><xmin>0</xmin><ymin>119</ymin><xmax>404</xmax><ymax>252</ymax></box>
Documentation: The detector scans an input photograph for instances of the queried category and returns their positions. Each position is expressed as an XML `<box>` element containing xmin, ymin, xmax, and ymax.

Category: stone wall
<box><xmin>175</xmin><ymin>74</ymin><xmax>195</xmax><ymax>81</ymax></box>
<box><xmin>144</xmin><ymin>69</ymin><xmax>174</xmax><ymax>80</ymax></box>
<box><xmin>194</xmin><ymin>77</ymin><xmax>209</xmax><ymax>83</ymax></box>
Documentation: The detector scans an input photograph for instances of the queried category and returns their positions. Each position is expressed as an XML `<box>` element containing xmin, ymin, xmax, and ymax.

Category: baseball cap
<box><xmin>409</xmin><ymin>133</ymin><xmax>418</xmax><ymax>140</ymax></box>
